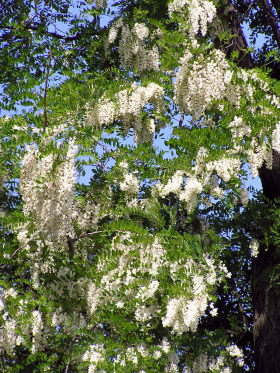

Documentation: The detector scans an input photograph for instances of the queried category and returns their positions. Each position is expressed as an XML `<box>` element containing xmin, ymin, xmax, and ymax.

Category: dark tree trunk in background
<box><xmin>252</xmin><ymin>161</ymin><xmax>280</xmax><ymax>373</ymax></box>
<box><xmin>251</xmin><ymin>233</ymin><xmax>280</xmax><ymax>373</ymax></box>
<box><xmin>253</xmin><ymin>1</ymin><xmax>280</xmax><ymax>365</ymax></box>
<box><xmin>221</xmin><ymin>1</ymin><xmax>280</xmax><ymax>372</ymax></box>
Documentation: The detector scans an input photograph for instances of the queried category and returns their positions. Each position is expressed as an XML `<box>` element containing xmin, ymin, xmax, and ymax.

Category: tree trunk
<box><xmin>252</xmin><ymin>158</ymin><xmax>280</xmax><ymax>373</ymax></box>
<box><xmin>251</xmin><ymin>238</ymin><xmax>280</xmax><ymax>373</ymax></box>
<box><xmin>219</xmin><ymin>2</ymin><xmax>280</xmax><ymax>371</ymax></box>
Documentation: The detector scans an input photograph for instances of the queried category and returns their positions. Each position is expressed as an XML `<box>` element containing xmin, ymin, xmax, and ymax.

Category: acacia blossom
<box><xmin>85</xmin><ymin>82</ymin><xmax>164</xmax><ymax>143</ymax></box>
<box><xmin>19</xmin><ymin>141</ymin><xmax>77</xmax><ymax>248</ymax></box>
<box><xmin>174</xmin><ymin>49</ymin><xmax>233</xmax><ymax>120</ymax></box>
<box><xmin>118</xmin><ymin>23</ymin><xmax>160</xmax><ymax>71</ymax></box>
<box><xmin>168</xmin><ymin>0</ymin><xmax>216</xmax><ymax>36</ymax></box>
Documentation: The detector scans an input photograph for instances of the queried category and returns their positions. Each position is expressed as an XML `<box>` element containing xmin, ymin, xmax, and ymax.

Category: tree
<box><xmin>0</xmin><ymin>0</ymin><xmax>280</xmax><ymax>372</ymax></box>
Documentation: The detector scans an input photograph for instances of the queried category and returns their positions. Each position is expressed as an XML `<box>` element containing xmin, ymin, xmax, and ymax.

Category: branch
<box><xmin>178</xmin><ymin>114</ymin><xmax>184</xmax><ymax>128</ymax></box>
<box><xmin>43</xmin><ymin>49</ymin><xmax>52</xmax><ymax>127</ymax></box>
<box><xmin>0</xmin><ymin>23</ymin><xmax>99</xmax><ymax>43</ymax></box>
<box><xmin>261</xmin><ymin>0</ymin><xmax>280</xmax><ymax>49</ymax></box>
<box><xmin>9</xmin><ymin>247</ymin><xmax>21</xmax><ymax>260</ymax></box>
<box><xmin>215</xmin><ymin>0</ymin><xmax>254</xmax><ymax>68</ymax></box>
<box><xmin>75</xmin><ymin>231</ymin><xmax>104</xmax><ymax>241</ymax></box>
<box><xmin>67</xmin><ymin>235</ymin><xmax>75</xmax><ymax>260</ymax></box>
<box><xmin>26</xmin><ymin>23</ymin><xmax>95</xmax><ymax>42</ymax></box>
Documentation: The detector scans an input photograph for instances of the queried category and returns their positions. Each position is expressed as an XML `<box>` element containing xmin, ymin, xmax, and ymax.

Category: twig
<box><xmin>75</xmin><ymin>231</ymin><xmax>104</xmax><ymax>241</ymax></box>
<box><xmin>64</xmin><ymin>362</ymin><xmax>69</xmax><ymax>373</ymax></box>
<box><xmin>67</xmin><ymin>235</ymin><xmax>75</xmax><ymax>260</ymax></box>
<box><xmin>9</xmin><ymin>247</ymin><xmax>21</xmax><ymax>260</ymax></box>
<box><xmin>43</xmin><ymin>49</ymin><xmax>52</xmax><ymax>127</ymax></box>
<box><xmin>178</xmin><ymin>114</ymin><xmax>184</xmax><ymax>128</ymax></box>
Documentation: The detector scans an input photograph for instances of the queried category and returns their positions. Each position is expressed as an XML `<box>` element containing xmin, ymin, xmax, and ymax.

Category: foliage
<box><xmin>0</xmin><ymin>0</ymin><xmax>280</xmax><ymax>372</ymax></box>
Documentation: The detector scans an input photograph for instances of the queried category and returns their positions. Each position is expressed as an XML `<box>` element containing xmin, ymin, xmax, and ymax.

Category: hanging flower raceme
<box><xmin>19</xmin><ymin>140</ymin><xmax>77</xmax><ymax>249</ymax></box>
<box><xmin>174</xmin><ymin>49</ymin><xmax>233</xmax><ymax>120</ymax></box>
<box><xmin>85</xmin><ymin>82</ymin><xmax>165</xmax><ymax>143</ymax></box>
<box><xmin>108</xmin><ymin>21</ymin><xmax>160</xmax><ymax>72</ymax></box>
<box><xmin>168</xmin><ymin>0</ymin><xmax>216</xmax><ymax>36</ymax></box>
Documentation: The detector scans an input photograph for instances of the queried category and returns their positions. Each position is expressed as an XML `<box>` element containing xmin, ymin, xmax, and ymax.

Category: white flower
<box><xmin>272</xmin><ymin>123</ymin><xmax>280</xmax><ymax>151</ymax></box>
<box><xmin>209</xmin><ymin>302</ymin><xmax>218</xmax><ymax>317</ymax></box>
<box><xmin>168</xmin><ymin>0</ymin><xmax>216</xmax><ymax>36</ymax></box>
<box><xmin>133</xmin><ymin>23</ymin><xmax>149</xmax><ymax>40</ymax></box>
<box><xmin>116</xmin><ymin>301</ymin><xmax>124</xmax><ymax>309</ymax></box>
<box><xmin>83</xmin><ymin>344</ymin><xmax>104</xmax><ymax>373</ymax></box>
<box><xmin>160</xmin><ymin>171</ymin><xmax>184</xmax><ymax>197</ymax></box>
<box><xmin>250</xmin><ymin>239</ymin><xmax>259</xmax><ymax>258</ymax></box>
<box><xmin>227</xmin><ymin>344</ymin><xmax>244</xmax><ymax>367</ymax></box>
<box><xmin>20</xmin><ymin>140</ymin><xmax>77</xmax><ymax>249</ymax></box>
<box><xmin>161</xmin><ymin>338</ymin><xmax>171</xmax><ymax>353</ymax></box>
<box><xmin>179</xmin><ymin>177</ymin><xmax>203</xmax><ymax>210</ymax></box>
<box><xmin>174</xmin><ymin>49</ymin><xmax>232</xmax><ymax>120</ymax></box>
<box><xmin>120</xmin><ymin>172</ymin><xmax>139</xmax><ymax>194</ymax></box>
<box><xmin>108</xmin><ymin>26</ymin><xmax>119</xmax><ymax>43</ymax></box>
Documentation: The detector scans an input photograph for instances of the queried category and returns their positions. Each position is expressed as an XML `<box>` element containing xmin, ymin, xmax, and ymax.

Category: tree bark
<box><xmin>252</xmin><ymin>157</ymin><xmax>280</xmax><ymax>372</ymax></box>
<box><xmin>219</xmin><ymin>2</ymin><xmax>280</xmax><ymax>371</ymax></box>
<box><xmin>251</xmin><ymin>239</ymin><xmax>280</xmax><ymax>373</ymax></box>
<box><xmin>261</xmin><ymin>0</ymin><xmax>280</xmax><ymax>49</ymax></box>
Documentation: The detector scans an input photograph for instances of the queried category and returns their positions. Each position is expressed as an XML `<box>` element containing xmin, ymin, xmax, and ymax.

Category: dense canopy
<box><xmin>0</xmin><ymin>1</ymin><xmax>280</xmax><ymax>372</ymax></box>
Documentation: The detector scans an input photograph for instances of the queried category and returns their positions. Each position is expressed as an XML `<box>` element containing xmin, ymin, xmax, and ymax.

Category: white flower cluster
<box><xmin>184</xmin><ymin>345</ymin><xmax>243</xmax><ymax>373</ymax></box>
<box><xmin>209</xmin><ymin>302</ymin><xmax>218</xmax><ymax>317</ymax></box>
<box><xmin>118</xmin><ymin>23</ymin><xmax>160</xmax><ymax>71</ymax></box>
<box><xmin>158</xmin><ymin>147</ymin><xmax>240</xmax><ymax>211</ymax></box>
<box><xmin>82</xmin><ymin>344</ymin><xmax>104</xmax><ymax>373</ymax></box>
<box><xmin>72</xmin><ymin>201</ymin><xmax>101</xmax><ymax>232</ymax></box>
<box><xmin>114</xmin><ymin>337</ymin><xmax>174</xmax><ymax>373</ymax></box>
<box><xmin>226</xmin><ymin>344</ymin><xmax>244</xmax><ymax>367</ymax></box>
<box><xmin>157</xmin><ymin>171</ymin><xmax>203</xmax><ymax>211</ymax></box>
<box><xmin>228</xmin><ymin>116</ymin><xmax>252</xmax><ymax>139</ymax></box>
<box><xmin>86</xmin><ymin>82</ymin><xmax>164</xmax><ymax>143</ymax></box>
<box><xmin>114</xmin><ymin>346</ymin><xmax>138</xmax><ymax>368</ymax></box>
<box><xmin>162</xmin><ymin>295</ymin><xmax>208</xmax><ymax>333</ymax></box>
<box><xmin>164</xmin><ymin>352</ymin><xmax>180</xmax><ymax>373</ymax></box>
<box><xmin>133</xmin><ymin>22</ymin><xmax>150</xmax><ymax>40</ymax></box>
<box><xmin>19</xmin><ymin>141</ymin><xmax>77</xmax><ymax>248</ymax></box>
<box><xmin>162</xmin><ymin>269</ymin><xmax>217</xmax><ymax>334</ymax></box>
<box><xmin>207</xmin><ymin>158</ymin><xmax>241</xmax><ymax>183</ymax></box>
<box><xmin>0</xmin><ymin>317</ymin><xmax>18</xmax><ymax>354</ymax></box>
<box><xmin>51</xmin><ymin>308</ymin><xmax>86</xmax><ymax>332</ymax></box>
<box><xmin>272</xmin><ymin>123</ymin><xmax>280</xmax><ymax>152</ymax></box>
<box><xmin>174</xmin><ymin>49</ymin><xmax>233</xmax><ymax>120</ymax></box>
<box><xmin>179</xmin><ymin>177</ymin><xmax>203</xmax><ymax>210</ymax></box>
<box><xmin>86</xmin><ymin>280</ymin><xmax>101</xmax><ymax>315</ymax></box>
<box><xmin>247</xmin><ymin>138</ymin><xmax>272</xmax><ymax>177</ymax></box>
<box><xmin>160</xmin><ymin>170</ymin><xmax>184</xmax><ymax>196</ymax></box>
<box><xmin>168</xmin><ymin>0</ymin><xmax>216</xmax><ymax>36</ymax></box>
<box><xmin>98</xmin><ymin>234</ymin><xmax>165</xmax><ymax>296</ymax></box>
<box><xmin>120</xmin><ymin>172</ymin><xmax>139</xmax><ymax>194</ymax></box>
<box><xmin>31</xmin><ymin>310</ymin><xmax>43</xmax><ymax>353</ymax></box>
<box><xmin>249</xmin><ymin>238</ymin><xmax>260</xmax><ymax>258</ymax></box>
<box><xmin>91</xmin><ymin>231</ymin><xmax>226</xmax><ymax>339</ymax></box>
